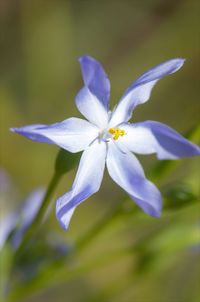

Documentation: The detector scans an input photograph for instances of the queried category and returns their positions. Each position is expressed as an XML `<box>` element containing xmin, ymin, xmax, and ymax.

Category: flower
<box><xmin>11</xmin><ymin>56</ymin><xmax>200</xmax><ymax>230</ymax></box>
<box><xmin>0</xmin><ymin>188</ymin><xmax>45</xmax><ymax>249</ymax></box>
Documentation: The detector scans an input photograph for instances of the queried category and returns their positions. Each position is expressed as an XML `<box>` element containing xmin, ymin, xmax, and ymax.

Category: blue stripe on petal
<box><xmin>129</xmin><ymin>196</ymin><xmax>161</xmax><ymax>217</ymax></box>
<box><xmin>56</xmin><ymin>140</ymin><xmax>106</xmax><ymax>230</ymax></box>
<box><xmin>109</xmin><ymin>59</ymin><xmax>185</xmax><ymax>127</ymax></box>
<box><xmin>106</xmin><ymin>142</ymin><xmax>162</xmax><ymax>217</ymax></box>
<box><xmin>10</xmin><ymin>124</ymin><xmax>52</xmax><ymax>144</ymax></box>
<box><xmin>10</xmin><ymin>118</ymin><xmax>99</xmax><ymax>153</ymax></box>
<box><xmin>146</xmin><ymin>121</ymin><xmax>200</xmax><ymax>159</ymax></box>
<box><xmin>79</xmin><ymin>56</ymin><xmax>110</xmax><ymax>110</ymax></box>
<box><xmin>56</xmin><ymin>185</ymin><xmax>91</xmax><ymax>230</ymax></box>
<box><xmin>125</xmin><ymin>58</ymin><xmax>185</xmax><ymax>95</ymax></box>
<box><xmin>119</xmin><ymin>121</ymin><xmax>200</xmax><ymax>159</ymax></box>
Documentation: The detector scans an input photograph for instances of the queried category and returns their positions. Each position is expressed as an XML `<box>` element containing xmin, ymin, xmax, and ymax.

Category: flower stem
<box><xmin>14</xmin><ymin>171</ymin><xmax>61</xmax><ymax>260</ymax></box>
<box><xmin>75</xmin><ymin>202</ymin><xmax>123</xmax><ymax>253</ymax></box>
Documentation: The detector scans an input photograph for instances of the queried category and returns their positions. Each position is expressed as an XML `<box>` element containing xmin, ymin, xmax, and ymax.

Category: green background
<box><xmin>1</xmin><ymin>1</ymin><xmax>200</xmax><ymax>301</ymax></box>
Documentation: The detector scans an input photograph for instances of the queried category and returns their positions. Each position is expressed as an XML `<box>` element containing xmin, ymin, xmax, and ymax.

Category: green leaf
<box><xmin>135</xmin><ymin>221</ymin><xmax>200</xmax><ymax>274</ymax></box>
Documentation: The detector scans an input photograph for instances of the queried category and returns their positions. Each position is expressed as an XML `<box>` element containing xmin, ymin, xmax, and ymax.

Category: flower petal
<box><xmin>11</xmin><ymin>118</ymin><xmax>99</xmax><ymax>153</ymax></box>
<box><xmin>109</xmin><ymin>58</ymin><xmax>185</xmax><ymax>126</ymax></box>
<box><xmin>0</xmin><ymin>212</ymin><xmax>18</xmax><ymax>250</ymax></box>
<box><xmin>106</xmin><ymin>142</ymin><xmax>162</xmax><ymax>217</ymax></box>
<box><xmin>120</xmin><ymin>121</ymin><xmax>200</xmax><ymax>159</ymax></box>
<box><xmin>12</xmin><ymin>188</ymin><xmax>45</xmax><ymax>247</ymax></box>
<box><xmin>56</xmin><ymin>140</ymin><xmax>106</xmax><ymax>230</ymax></box>
<box><xmin>0</xmin><ymin>188</ymin><xmax>45</xmax><ymax>249</ymax></box>
<box><xmin>75</xmin><ymin>87</ymin><xmax>109</xmax><ymax>128</ymax></box>
<box><xmin>79</xmin><ymin>55</ymin><xmax>110</xmax><ymax>110</ymax></box>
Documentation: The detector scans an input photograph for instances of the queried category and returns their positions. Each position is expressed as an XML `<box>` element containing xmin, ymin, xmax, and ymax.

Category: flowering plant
<box><xmin>11</xmin><ymin>56</ymin><xmax>200</xmax><ymax>230</ymax></box>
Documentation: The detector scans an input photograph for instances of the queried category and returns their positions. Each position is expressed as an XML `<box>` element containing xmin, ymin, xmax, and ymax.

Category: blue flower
<box><xmin>0</xmin><ymin>188</ymin><xmax>45</xmax><ymax>249</ymax></box>
<box><xmin>11</xmin><ymin>56</ymin><xmax>200</xmax><ymax>230</ymax></box>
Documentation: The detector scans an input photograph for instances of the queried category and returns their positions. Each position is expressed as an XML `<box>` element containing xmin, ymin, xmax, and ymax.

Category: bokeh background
<box><xmin>1</xmin><ymin>0</ymin><xmax>200</xmax><ymax>301</ymax></box>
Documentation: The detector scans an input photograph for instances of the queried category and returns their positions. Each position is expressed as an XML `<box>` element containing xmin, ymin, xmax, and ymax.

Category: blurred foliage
<box><xmin>1</xmin><ymin>0</ymin><xmax>200</xmax><ymax>302</ymax></box>
<box><xmin>55</xmin><ymin>149</ymin><xmax>80</xmax><ymax>176</ymax></box>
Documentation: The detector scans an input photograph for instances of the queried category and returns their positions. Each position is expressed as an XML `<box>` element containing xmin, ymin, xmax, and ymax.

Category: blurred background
<box><xmin>1</xmin><ymin>0</ymin><xmax>200</xmax><ymax>301</ymax></box>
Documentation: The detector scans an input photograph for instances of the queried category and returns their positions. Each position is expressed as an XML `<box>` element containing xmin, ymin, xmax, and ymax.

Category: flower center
<box><xmin>108</xmin><ymin>127</ymin><xmax>126</xmax><ymax>140</ymax></box>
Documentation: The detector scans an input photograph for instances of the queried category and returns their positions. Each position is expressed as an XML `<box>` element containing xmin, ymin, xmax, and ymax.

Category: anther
<box><xmin>108</xmin><ymin>128</ymin><xmax>126</xmax><ymax>140</ymax></box>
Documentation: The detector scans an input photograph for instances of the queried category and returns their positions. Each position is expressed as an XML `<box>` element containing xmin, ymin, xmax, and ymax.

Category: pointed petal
<box><xmin>56</xmin><ymin>140</ymin><xmax>106</xmax><ymax>230</ymax></box>
<box><xmin>21</xmin><ymin>188</ymin><xmax>45</xmax><ymax>229</ymax></box>
<box><xmin>75</xmin><ymin>87</ymin><xmax>109</xmax><ymax>128</ymax></box>
<box><xmin>106</xmin><ymin>142</ymin><xmax>162</xmax><ymax>217</ymax></box>
<box><xmin>79</xmin><ymin>55</ymin><xmax>110</xmax><ymax>110</ymax></box>
<box><xmin>109</xmin><ymin>59</ymin><xmax>185</xmax><ymax>126</ymax></box>
<box><xmin>12</xmin><ymin>188</ymin><xmax>45</xmax><ymax>247</ymax></box>
<box><xmin>0</xmin><ymin>189</ymin><xmax>45</xmax><ymax>249</ymax></box>
<box><xmin>11</xmin><ymin>124</ymin><xmax>53</xmax><ymax>143</ymax></box>
<box><xmin>119</xmin><ymin>121</ymin><xmax>200</xmax><ymax>159</ymax></box>
<box><xmin>11</xmin><ymin>118</ymin><xmax>99</xmax><ymax>153</ymax></box>
<box><xmin>0</xmin><ymin>212</ymin><xmax>18</xmax><ymax>250</ymax></box>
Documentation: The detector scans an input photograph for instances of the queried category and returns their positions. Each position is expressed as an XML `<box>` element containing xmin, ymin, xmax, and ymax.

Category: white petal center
<box><xmin>98</xmin><ymin>127</ymin><xmax>127</xmax><ymax>143</ymax></box>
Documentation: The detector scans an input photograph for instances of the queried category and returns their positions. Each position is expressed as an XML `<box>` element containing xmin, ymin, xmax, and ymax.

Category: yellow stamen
<box><xmin>108</xmin><ymin>127</ymin><xmax>127</xmax><ymax>140</ymax></box>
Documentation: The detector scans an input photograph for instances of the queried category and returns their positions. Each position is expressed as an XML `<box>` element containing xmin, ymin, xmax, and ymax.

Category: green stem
<box><xmin>13</xmin><ymin>171</ymin><xmax>61</xmax><ymax>260</ymax></box>
<box><xmin>75</xmin><ymin>202</ymin><xmax>123</xmax><ymax>253</ymax></box>
<box><xmin>7</xmin><ymin>199</ymin><xmax>139</xmax><ymax>302</ymax></box>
